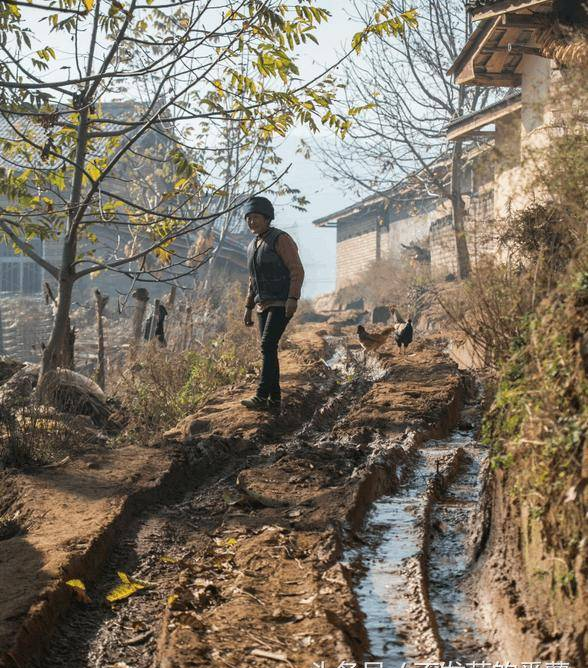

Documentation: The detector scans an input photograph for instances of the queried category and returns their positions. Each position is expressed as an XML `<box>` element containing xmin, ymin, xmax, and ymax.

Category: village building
<box><xmin>448</xmin><ymin>0</ymin><xmax>587</xmax><ymax>219</ymax></box>
<box><xmin>313</xmin><ymin>150</ymin><xmax>495</xmax><ymax>291</ymax></box>
<box><xmin>316</xmin><ymin>0</ymin><xmax>586</xmax><ymax>293</ymax></box>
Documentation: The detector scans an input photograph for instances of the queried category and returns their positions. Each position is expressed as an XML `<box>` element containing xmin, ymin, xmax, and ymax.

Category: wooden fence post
<box><xmin>94</xmin><ymin>289</ymin><xmax>109</xmax><ymax>390</ymax></box>
<box><xmin>148</xmin><ymin>299</ymin><xmax>160</xmax><ymax>342</ymax></box>
<box><xmin>132</xmin><ymin>288</ymin><xmax>149</xmax><ymax>343</ymax></box>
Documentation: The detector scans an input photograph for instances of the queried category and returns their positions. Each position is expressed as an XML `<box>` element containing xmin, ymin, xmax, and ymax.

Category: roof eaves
<box><xmin>446</xmin><ymin>91</ymin><xmax>522</xmax><ymax>139</ymax></box>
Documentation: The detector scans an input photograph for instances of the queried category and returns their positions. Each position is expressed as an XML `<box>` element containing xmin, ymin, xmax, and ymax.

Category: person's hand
<box><xmin>285</xmin><ymin>298</ymin><xmax>298</xmax><ymax>319</ymax></box>
<box><xmin>243</xmin><ymin>307</ymin><xmax>254</xmax><ymax>327</ymax></box>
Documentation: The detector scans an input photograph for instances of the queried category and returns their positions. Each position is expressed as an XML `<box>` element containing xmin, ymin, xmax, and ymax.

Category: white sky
<box><xmin>272</xmin><ymin>3</ymin><xmax>366</xmax><ymax>298</ymax></box>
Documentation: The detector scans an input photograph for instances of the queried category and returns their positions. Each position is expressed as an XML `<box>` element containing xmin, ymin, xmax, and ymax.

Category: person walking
<box><xmin>241</xmin><ymin>196</ymin><xmax>304</xmax><ymax>412</ymax></box>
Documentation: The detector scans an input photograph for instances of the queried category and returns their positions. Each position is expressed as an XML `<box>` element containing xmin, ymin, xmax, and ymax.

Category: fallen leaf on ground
<box><xmin>65</xmin><ymin>579</ymin><xmax>91</xmax><ymax>603</ymax></box>
<box><xmin>106</xmin><ymin>572</ymin><xmax>149</xmax><ymax>603</ymax></box>
<box><xmin>160</xmin><ymin>555</ymin><xmax>179</xmax><ymax>564</ymax></box>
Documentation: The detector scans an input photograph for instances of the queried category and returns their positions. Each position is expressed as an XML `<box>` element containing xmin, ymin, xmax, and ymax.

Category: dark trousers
<box><xmin>257</xmin><ymin>306</ymin><xmax>290</xmax><ymax>400</ymax></box>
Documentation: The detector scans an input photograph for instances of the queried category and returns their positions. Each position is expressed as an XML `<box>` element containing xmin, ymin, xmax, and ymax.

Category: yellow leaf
<box><xmin>167</xmin><ymin>594</ymin><xmax>178</xmax><ymax>607</ymax></box>
<box><xmin>66</xmin><ymin>579</ymin><xmax>91</xmax><ymax>603</ymax></box>
<box><xmin>105</xmin><ymin>572</ymin><xmax>146</xmax><ymax>603</ymax></box>
<box><xmin>160</xmin><ymin>555</ymin><xmax>178</xmax><ymax>564</ymax></box>
<box><xmin>86</xmin><ymin>161</ymin><xmax>101</xmax><ymax>182</ymax></box>
<box><xmin>82</xmin><ymin>0</ymin><xmax>95</xmax><ymax>11</ymax></box>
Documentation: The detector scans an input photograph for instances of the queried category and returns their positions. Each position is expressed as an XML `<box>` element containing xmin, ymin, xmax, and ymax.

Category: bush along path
<box><xmin>4</xmin><ymin>319</ymin><xmax>504</xmax><ymax>668</ymax></box>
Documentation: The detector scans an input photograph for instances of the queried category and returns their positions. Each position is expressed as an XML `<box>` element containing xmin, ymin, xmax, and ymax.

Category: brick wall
<box><xmin>336</xmin><ymin>213</ymin><xmax>380</xmax><ymax>289</ymax></box>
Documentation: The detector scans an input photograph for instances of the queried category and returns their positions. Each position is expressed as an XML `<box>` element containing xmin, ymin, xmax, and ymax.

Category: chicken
<box><xmin>356</xmin><ymin>325</ymin><xmax>393</xmax><ymax>353</ymax></box>
<box><xmin>389</xmin><ymin>304</ymin><xmax>414</xmax><ymax>353</ymax></box>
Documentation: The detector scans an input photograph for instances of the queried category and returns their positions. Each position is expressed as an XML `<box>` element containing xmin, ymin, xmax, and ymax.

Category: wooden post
<box><xmin>167</xmin><ymin>285</ymin><xmax>177</xmax><ymax>310</ymax></box>
<box><xmin>94</xmin><ymin>289</ymin><xmax>109</xmax><ymax>390</ymax></box>
<box><xmin>132</xmin><ymin>288</ymin><xmax>149</xmax><ymax>342</ymax></box>
<box><xmin>183</xmin><ymin>305</ymin><xmax>193</xmax><ymax>351</ymax></box>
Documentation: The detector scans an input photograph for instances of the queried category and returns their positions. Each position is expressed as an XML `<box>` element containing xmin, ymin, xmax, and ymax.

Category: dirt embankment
<box><xmin>0</xmin><ymin>326</ymin><xmax>329</xmax><ymax>668</ymax></box>
<box><xmin>0</xmin><ymin>320</ymin><xmax>465</xmax><ymax>668</ymax></box>
<box><xmin>476</xmin><ymin>272</ymin><xmax>588</xmax><ymax>666</ymax></box>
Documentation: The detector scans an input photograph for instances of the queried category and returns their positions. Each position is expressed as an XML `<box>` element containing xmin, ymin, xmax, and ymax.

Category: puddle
<box><xmin>346</xmin><ymin>429</ymin><xmax>488</xmax><ymax>662</ymax></box>
<box><xmin>324</xmin><ymin>342</ymin><xmax>388</xmax><ymax>382</ymax></box>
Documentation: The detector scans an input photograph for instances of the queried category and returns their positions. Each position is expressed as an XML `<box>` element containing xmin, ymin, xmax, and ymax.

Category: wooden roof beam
<box><xmin>500</xmin><ymin>13</ymin><xmax>554</xmax><ymax>28</ymax></box>
<box><xmin>447</xmin><ymin>95</ymin><xmax>522</xmax><ymax>140</ymax></box>
<box><xmin>473</xmin><ymin>70</ymin><xmax>523</xmax><ymax>86</ymax></box>
<box><xmin>470</xmin><ymin>0</ymin><xmax>552</xmax><ymax>22</ymax></box>
<box><xmin>481</xmin><ymin>44</ymin><xmax>543</xmax><ymax>55</ymax></box>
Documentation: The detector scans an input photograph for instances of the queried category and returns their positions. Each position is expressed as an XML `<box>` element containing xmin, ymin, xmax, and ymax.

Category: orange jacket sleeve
<box><xmin>275</xmin><ymin>233</ymin><xmax>305</xmax><ymax>299</ymax></box>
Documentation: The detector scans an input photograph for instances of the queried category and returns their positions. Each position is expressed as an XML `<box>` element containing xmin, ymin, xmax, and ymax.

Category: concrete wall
<box><xmin>494</xmin><ymin>55</ymin><xmax>554</xmax><ymax>221</ymax></box>
<box><xmin>386</xmin><ymin>209</ymin><xmax>434</xmax><ymax>261</ymax></box>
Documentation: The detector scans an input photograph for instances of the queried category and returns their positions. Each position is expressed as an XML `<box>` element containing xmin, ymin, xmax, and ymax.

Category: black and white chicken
<box><xmin>389</xmin><ymin>305</ymin><xmax>413</xmax><ymax>353</ymax></box>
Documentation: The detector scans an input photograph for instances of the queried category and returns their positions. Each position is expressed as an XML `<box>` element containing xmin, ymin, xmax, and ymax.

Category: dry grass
<box><xmin>111</xmin><ymin>282</ymin><xmax>258</xmax><ymax>443</ymax></box>
<box><xmin>0</xmin><ymin>401</ymin><xmax>92</xmax><ymax>467</ymax></box>
<box><xmin>336</xmin><ymin>256</ymin><xmax>432</xmax><ymax>314</ymax></box>
<box><xmin>483</xmin><ymin>253</ymin><xmax>588</xmax><ymax>594</ymax></box>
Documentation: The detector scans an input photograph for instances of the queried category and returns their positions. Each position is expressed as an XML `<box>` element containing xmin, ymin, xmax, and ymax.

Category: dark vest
<box><xmin>247</xmin><ymin>227</ymin><xmax>291</xmax><ymax>303</ymax></box>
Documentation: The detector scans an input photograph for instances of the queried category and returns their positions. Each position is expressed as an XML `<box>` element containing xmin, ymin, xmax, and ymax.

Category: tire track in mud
<box><xmin>40</xmin><ymin>340</ymin><xmax>386</xmax><ymax>668</ymax></box>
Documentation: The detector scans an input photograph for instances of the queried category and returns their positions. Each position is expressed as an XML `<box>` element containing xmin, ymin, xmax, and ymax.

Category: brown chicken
<box><xmin>356</xmin><ymin>325</ymin><xmax>393</xmax><ymax>352</ymax></box>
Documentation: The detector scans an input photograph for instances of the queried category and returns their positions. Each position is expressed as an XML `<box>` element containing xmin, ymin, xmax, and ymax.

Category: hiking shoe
<box><xmin>267</xmin><ymin>398</ymin><xmax>282</xmax><ymax>413</ymax></box>
<box><xmin>241</xmin><ymin>396</ymin><xmax>269</xmax><ymax>410</ymax></box>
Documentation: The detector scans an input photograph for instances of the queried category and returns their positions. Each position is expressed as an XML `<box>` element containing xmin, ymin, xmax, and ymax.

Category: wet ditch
<box><xmin>345</xmin><ymin>401</ymin><xmax>493</xmax><ymax>665</ymax></box>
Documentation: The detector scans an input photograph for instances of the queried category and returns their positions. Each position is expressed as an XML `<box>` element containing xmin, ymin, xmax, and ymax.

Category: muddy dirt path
<box><xmin>37</xmin><ymin>331</ymin><xmax>489</xmax><ymax>668</ymax></box>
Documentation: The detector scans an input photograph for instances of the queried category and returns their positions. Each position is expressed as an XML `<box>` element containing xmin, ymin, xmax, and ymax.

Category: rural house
<box><xmin>447</xmin><ymin>0</ymin><xmax>588</xmax><ymax>219</ymax></box>
<box><xmin>313</xmin><ymin>150</ymin><xmax>495</xmax><ymax>290</ymax></box>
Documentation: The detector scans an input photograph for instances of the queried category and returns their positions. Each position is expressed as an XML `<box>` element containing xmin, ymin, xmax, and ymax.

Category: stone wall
<box><xmin>430</xmin><ymin>216</ymin><xmax>458</xmax><ymax>279</ymax></box>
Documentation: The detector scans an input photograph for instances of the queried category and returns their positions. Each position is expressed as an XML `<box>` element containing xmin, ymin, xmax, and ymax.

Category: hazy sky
<box><xmin>270</xmin><ymin>4</ymin><xmax>369</xmax><ymax>298</ymax></box>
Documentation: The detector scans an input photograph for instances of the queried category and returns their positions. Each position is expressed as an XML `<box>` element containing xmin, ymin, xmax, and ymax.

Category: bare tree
<box><xmin>316</xmin><ymin>0</ymin><xmax>498</xmax><ymax>278</ymax></box>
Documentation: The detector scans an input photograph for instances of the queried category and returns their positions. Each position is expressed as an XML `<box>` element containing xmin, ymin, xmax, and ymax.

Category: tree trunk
<box><xmin>37</xmin><ymin>96</ymin><xmax>91</xmax><ymax>399</ymax></box>
<box><xmin>37</xmin><ymin>269</ymin><xmax>76</xmax><ymax>401</ymax></box>
<box><xmin>94</xmin><ymin>289</ymin><xmax>108</xmax><ymax>390</ymax></box>
<box><xmin>451</xmin><ymin>138</ymin><xmax>471</xmax><ymax>280</ymax></box>
<box><xmin>132</xmin><ymin>288</ymin><xmax>149</xmax><ymax>342</ymax></box>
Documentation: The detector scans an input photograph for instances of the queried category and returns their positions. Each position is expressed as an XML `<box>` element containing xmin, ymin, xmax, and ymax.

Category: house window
<box><xmin>1</xmin><ymin>262</ymin><xmax>21</xmax><ymax>292</ymax></box>
<box><xmin>22</xmin><ymin>262</ymin><xmax>41</xmax><ymax>294</ymax></box>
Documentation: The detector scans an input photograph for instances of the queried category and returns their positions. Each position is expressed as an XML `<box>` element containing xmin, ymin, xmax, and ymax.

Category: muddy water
<box><xmin>428</xmin><ymin>434</ymin><xmax>491</xmax><ymax>661</ymax></box>
<box><xmin>348</xmin><ymin>429</ymin><xmax>490</xmax><ymax>663</ymax></box>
